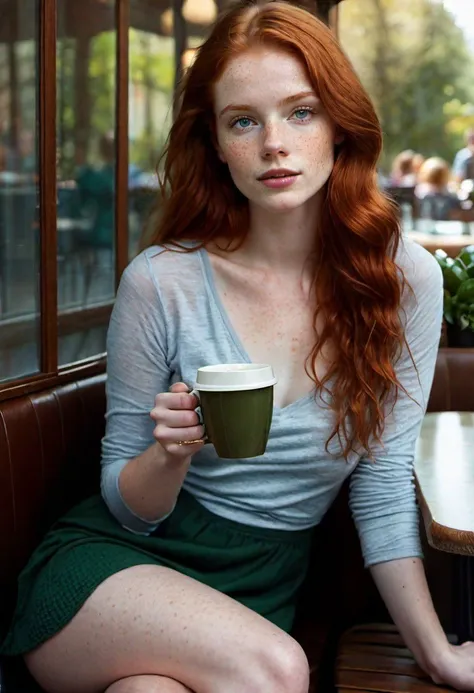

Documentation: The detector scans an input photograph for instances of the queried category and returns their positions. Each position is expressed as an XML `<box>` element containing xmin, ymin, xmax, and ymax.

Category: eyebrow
<box><xmin>218</xmin><ymin>90</ymin><xmax>318</xmax><ymax>117</ymax></box>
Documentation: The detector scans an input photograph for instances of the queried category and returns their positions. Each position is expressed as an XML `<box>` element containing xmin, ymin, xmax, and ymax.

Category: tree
<box><xmin>338</xmin><ymin>0</ymin><xmax>474</xmax><ymax>171</ymax></box>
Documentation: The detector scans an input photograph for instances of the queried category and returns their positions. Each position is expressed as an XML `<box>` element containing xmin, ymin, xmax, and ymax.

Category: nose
<box><xmin>261</xmin><ymin>122</ymin><xmax>288</xmax><ymax>159</ymax></box>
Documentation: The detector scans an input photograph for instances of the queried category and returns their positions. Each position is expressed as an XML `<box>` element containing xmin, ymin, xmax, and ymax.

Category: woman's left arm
<box><xmin>348</xmin><ymin>242</ymin><xmax>474</xmax><ymax>688</ymax></box>
<box><xmin>370</xmin><ymin>557</ymin><xmax>474</xmax><ymax>687</ymax></box>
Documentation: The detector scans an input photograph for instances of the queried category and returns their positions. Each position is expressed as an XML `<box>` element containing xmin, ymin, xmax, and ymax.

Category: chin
<box><xmin>260</xmin><ymin>193</ymin><xmax>316</xmax><ymax>213</ymax></box>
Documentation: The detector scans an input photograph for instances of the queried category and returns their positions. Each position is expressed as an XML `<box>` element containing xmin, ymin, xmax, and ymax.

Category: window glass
<box><xmin>0</xmin><ymin>0</ymin><xmax>40</xmax><ymax>382</ymax></box>
<box><xmin>128</xmin><ymin>1</ymin><xmax>176</xmax><ymax>258</ymax></box>
<box><xmin>57</xmin><ymin>1</ymin><xmax>117</xmax><ymax>365</ymax></box>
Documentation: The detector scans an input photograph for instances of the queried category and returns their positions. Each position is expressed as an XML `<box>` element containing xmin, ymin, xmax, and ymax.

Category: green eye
<box><xmin>294</xmin><ymin>109</ymin><xmax>311</xmax><ymax>120</ymax></box>
<box><xmin>234</xmin><ymin>117</ymin><xmax>252</xmax><ymax>129</ymax></box>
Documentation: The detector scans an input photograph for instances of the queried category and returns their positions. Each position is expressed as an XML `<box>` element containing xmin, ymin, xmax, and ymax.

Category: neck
<box><xmin>239</xmin><ymin>196</ymin><xmax>321</xmax><ymax>274</ymax></box>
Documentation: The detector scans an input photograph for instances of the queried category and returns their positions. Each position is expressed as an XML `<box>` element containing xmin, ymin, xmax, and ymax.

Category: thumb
<box><xmin>169</xmin><ymin>381</ymin><xmax>191</xmax><ymax>393</ymax></box>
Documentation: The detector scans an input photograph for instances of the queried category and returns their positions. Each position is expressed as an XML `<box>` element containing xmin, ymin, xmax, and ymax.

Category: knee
<box><xmin>253</xmin><ymin>635</ymin><xmax>310</xmax><ymax>693</ymax></box>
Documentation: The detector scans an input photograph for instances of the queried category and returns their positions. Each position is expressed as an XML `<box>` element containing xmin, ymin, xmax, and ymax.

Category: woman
<box><xmin>414</xmin><ymin>157</ymin><xmax>474</xmax><ymax>230</ymax></box>
<box><xmin>415</xmin><ymin>157</ymin><xmax>463</xmax><ymax>221</ymax></box>
<box><xmin>3</xmin><ymin>2</ymin><xmax>474</xmax><ymax>692</ymax></box>
<box><xmin>389</xmin><ymin>149</ymin><xmax>417</xmax><ymax>187</ymax></box>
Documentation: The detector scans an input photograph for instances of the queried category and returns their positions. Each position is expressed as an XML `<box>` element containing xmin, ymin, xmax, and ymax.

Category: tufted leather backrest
<box><xmin>0</xmin><ymin>374</ymin><xmax>106</xmax><ymax>631</ymax></box>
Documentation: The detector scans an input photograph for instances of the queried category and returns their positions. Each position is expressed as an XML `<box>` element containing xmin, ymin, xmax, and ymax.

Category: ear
<box><xmin>334</xmin><ymin>132</ymin><xmax>344</xmax><ymax>145</ymax></box>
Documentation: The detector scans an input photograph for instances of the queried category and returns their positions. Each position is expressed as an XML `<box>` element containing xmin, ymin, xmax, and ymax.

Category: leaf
<box><xmin>458</xmin><ymin>246</ymin><xmax>474</xmax><ymax>266</ymax></box>
<box><xmin>434</xmin><ymin>248</ymin><xmax>448</xmax><ymax>266</ymax></box>
<box><xmin>456</xmin><ymin>278</ymin><xmax>474</xmax><ymax>303</ymax></box>
<box><xmin>442</xmin><ymin>263</ymin><xmax>469</xmax><ymax>295</ymax></box>
<box><xmin>444</xmin><ymin>291</ymin><xmax>454</xmax><ymax>324</ymax></box>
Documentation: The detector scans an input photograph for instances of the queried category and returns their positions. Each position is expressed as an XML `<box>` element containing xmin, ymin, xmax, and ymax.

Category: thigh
<box><xmin>25</xmin><ymin>565</ymin><xmax>309</xmax><ymax>693</ymax></box>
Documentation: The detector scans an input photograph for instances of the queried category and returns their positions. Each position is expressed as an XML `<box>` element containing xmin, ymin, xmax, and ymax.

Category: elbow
<box><xmin>100</xmin><ymin>462</ymin><xmax>158</xmax><ymax>535</ymax></box>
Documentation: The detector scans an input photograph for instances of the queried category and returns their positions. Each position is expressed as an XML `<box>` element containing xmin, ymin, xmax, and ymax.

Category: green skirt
<box><xmin>2</xmin><ymin>490</ymin><xmax>313</xmax><ymax>656</ymax></box>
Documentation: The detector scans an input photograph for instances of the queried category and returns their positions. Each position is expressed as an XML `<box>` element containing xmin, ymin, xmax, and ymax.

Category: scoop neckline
<box><xmin>198</xmin><ymin>246</ymin><xmax>315</xmax><ymax>414</ymax></box>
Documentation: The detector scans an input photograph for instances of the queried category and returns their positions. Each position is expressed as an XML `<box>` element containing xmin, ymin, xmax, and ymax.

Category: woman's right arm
<box><xmin>100</xmin><ymin>251</ymin><xmax>203</xmax><ymax>534</ymax></box>
<box><xmin>118</xmin><ymin>383</ymin><xmax>205</xmax><ymax>523</ymax></box>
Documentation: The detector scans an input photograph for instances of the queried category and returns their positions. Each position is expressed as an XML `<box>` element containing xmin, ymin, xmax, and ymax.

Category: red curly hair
<box><xmin>145</xmin><ymin>0</ymin><xmax>407</xmax><ymax>459</ymax></box>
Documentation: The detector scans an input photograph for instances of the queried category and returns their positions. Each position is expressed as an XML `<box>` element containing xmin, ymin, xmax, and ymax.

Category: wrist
<box><xmin>418</xmin><ymin>639</ymin><xmax>453</xmax><ymax>682</ymax></box>
<box><xmin>156</xmin><ymin>442</ymin><xmax>190</xmax><ymax>465</ymax></box>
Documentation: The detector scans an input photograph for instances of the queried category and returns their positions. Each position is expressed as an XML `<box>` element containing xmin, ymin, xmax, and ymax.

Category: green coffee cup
<box><xmin>193</xmin><ymin>364</ymin><xmax>276</xmax><ymax>459</ymax></box>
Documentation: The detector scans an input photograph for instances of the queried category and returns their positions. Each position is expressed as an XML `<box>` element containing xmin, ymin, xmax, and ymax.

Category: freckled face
<box><xmin>214</xmin><ymin>47</ymin><xmax>339</xmax><ymax>214</ymax></box>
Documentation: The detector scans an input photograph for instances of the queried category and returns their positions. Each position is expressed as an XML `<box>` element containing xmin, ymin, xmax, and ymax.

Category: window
<box><xmin>0</xmin><ymin>0</ymin><xmax>337</xmax><ymax>394</ymax></box>
<box><xmin>56</xmin><ymin>1</ymin><xmax>117</xmax><ymax>366</ymax></box>
<box><xmin>128</xmin><ymin>1</ymin><xmax>175</xmax><ymax>259</ymax></box>
<box><xmin>0</xmin><ymin>0</ymin><xmax>41</xmax><ymax>382</ymax></box>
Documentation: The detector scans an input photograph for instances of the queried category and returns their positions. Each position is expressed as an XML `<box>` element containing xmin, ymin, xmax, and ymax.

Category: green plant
<box><xmin>434</xmin><ymin>245</ymin><xmax>474</xmax><ymax>332</ymax></box>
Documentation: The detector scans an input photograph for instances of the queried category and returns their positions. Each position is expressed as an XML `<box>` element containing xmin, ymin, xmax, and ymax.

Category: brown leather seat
<box><xmin>0</xmin><ymin>374</ymin><xmax>106</xmax><ymax>691</ymax></box>
<box><xmin>334</xmin><ymin>347</ymin><xmax>474</xmax><ymax>692</ymax></box>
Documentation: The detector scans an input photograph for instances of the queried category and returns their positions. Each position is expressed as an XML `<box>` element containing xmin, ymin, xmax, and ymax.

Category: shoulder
<box><xmin>394</xmin><ymin>239</ymin><xmax>443</xmax><ymax>339</ymax></box>
<box><xmin>395</xmin><ymin>237</ymin><xmax>443</xmax><ymax>296</ymax></box>
<box><xmin>454</xmin><ymin>147</ymin><xmax>470</xmax><ymax>162</ymax></box>
<box><xmin>120</xmin><ymin>244</ymin><xmax>208</xmax><ymax>322</ymax></box>
<box><xmin>122</xmin><ymin>244</ymin><xmax>202</xmax><ymax>290</ymax></box>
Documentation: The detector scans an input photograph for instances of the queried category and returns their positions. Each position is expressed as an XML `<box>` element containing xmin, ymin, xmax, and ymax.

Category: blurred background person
<box><xmin>415</xmin><ymin>156</ymin><xmax>463</xmax><ymax>221</ymax></box>
<box><xmin>452</xmin><ymin>128</ymin><xmax>474</xmax><ymax>183</ymax></box>
<box><xmin>412</xmin><ymin>152</ymin><xmax>425</xmax><ymax>178</ymax></box>
<box><xmin>390</xmin><ymin>149</ymin><xmax>417</xmax><ymax>186</ymax></box>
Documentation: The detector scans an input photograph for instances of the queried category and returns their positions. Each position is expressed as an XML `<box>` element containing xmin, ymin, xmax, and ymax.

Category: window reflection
<box><xmin>128</xmin><ymin>0</ymin><xmax>219</xmax><ymax>258</ymax></box>
<box><xmin>128</xmin><ymin>3</ymin><xmax>175</xmax><ymax>259</ymax></box>
<box><xmin>0</xmin><ymin>0</ymin><xmax>40</xmax><ymax>382</ymax></box>
<box><xmin>56</xmin><ymin>1</ymin><xmax>116</xmax><ymax>366</ymax></box>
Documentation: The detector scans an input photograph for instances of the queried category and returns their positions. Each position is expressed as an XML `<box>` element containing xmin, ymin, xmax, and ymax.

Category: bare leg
<box><xmin>25</xmin><ymin>565</ymin><xmax>309</xmax><ymax>693</ymax></box>
<box><xmin>106</xmin><ymin>675</ymin><xmax>192</xmax><ymax>692</ymax></box>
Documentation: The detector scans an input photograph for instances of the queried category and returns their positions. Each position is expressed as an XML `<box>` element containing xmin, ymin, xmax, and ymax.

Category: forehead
<box><xmin>214</xmin><ymin>47</ymin><xmax>314</xmax><ymax>109</ymax></box>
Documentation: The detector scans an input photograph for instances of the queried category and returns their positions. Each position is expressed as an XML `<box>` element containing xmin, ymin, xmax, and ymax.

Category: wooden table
<box><xmin>407</xmin><ymin>231</ymin><xmax>473</xmax><ymax>258</ymax></box>
<box><xmin>415</xmin><ymin>412</ymin><xmax>474</xmax><ymax>641</ymax></box>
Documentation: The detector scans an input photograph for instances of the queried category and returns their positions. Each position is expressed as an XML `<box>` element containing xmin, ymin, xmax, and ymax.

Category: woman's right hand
<box><xmin>150</xmin><ymin>382</ymin><xmax>206</xmax><ymax>459</ymax></box>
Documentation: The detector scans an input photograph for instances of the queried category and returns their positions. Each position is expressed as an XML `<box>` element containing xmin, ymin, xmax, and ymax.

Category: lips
<box><xmin>258</xmin><ymin>169</ymin><xmax>300</xmax><ymax>181</ymax></box>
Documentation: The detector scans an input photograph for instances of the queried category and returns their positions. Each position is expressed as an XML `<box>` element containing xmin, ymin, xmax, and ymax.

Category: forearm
<box><xmin>119</xmin><ymin>442</ymin><xmax>191</xmax><ymax>522</ymax></box>
<box><xmin>370</xmin><ymin>557</ymin><xmax>450</xmax><ymax>678</ymax></box>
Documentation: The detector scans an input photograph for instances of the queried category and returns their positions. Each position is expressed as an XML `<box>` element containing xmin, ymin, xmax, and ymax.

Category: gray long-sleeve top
<box><xmin>101</xmin><ymin>239</ymin><xmax>443</xmax><ymax>567</ymax></box>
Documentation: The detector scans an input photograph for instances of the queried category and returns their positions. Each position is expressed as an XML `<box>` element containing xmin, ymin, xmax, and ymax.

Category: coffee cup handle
<box><xmin>189</xmin><ymin>389</ymin><xmax>209</xmax><ymax>442</ymax></box>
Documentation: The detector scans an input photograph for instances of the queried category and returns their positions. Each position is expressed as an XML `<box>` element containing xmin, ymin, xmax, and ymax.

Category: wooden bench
<box><xmin>1</xmin><ymin>349</ymin><xmax>473</xmax><ymax>691</ymax></box>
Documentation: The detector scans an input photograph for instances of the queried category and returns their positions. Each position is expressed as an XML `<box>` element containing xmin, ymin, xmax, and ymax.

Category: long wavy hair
<box><xmin>145</xmin><ymin>0</ymin><xmax>409</xmax><ymax>459</ymax></box>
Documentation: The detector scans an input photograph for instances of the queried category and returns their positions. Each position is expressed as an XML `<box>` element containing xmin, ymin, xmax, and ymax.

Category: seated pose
<box><xmin>2</xmin><ymin>1</ymin><xmax>474</xmax><ymax>692</ymax></box>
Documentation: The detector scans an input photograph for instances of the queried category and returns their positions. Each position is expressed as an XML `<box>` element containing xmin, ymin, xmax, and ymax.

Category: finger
<box><xmin>156</xmin><ymin>391</ymin><xmax>198</xmax><ymax>411</ymax></box>
<box><xmin>151</xmin><ymin>408</ymin><xmax>200</xmax><ymax>428</ymax></box>
<box><xmin>154</xmin><ymin>424</ymin><xmax>205</xmax><ymax>445</ymax></box>
<box><xmin>169</xmin><ymin>382</ymin><xmax>191</xmax><ymax>394</ymax></box>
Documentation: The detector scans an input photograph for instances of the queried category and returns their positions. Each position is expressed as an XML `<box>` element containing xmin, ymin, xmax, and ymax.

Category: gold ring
<box><xmin>176</xmin><ymin>439</ymin><xmax>204</xmax><ymax>446</ymax></box>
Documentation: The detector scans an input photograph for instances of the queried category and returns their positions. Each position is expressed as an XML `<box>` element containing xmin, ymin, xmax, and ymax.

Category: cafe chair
<box><xmin>336</xmin><ymin>623</ymin><xmax>457</xmax><ymax>693</ymax></box>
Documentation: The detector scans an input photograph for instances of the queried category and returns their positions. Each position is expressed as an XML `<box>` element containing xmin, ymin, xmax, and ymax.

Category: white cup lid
<box><xmin>195</xmin><ymin>363</ymin><xmax>277</xmax><ymax>392</ymax></box>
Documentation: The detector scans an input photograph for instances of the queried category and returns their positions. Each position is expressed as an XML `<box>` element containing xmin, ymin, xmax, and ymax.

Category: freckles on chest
<box><xmin>232</xmin><ymin>300</ymin><xmax>314</xmax><ymax>358</ymax></box>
